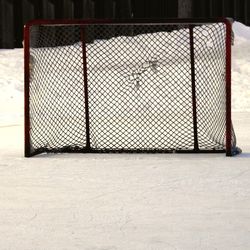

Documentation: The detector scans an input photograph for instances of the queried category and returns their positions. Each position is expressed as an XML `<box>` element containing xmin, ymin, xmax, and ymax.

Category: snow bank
<box><xmin>232</xmin><ymin>22</ymin><xmax>250</xmax><ymax>112</ymax></box>
<box><xmin>0</xmin><ymin>21</ymin><xmax>250</xmax><ymax>127</ymax></box>
<box><xmin>233</xmin><ymin>21</ymin><xmax>250</xmax><ymax>40</ymax></box>
<box><xmin>0</xmin><ymin>49</ymin><xmax>23</xmax><ymax>126</ymax></box>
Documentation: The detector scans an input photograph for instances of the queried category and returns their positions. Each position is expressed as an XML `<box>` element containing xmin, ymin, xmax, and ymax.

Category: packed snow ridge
<box><xmin>0</xmin><ymin>21</ymin><xmax>250</xmax><ymax>127</ymax></box>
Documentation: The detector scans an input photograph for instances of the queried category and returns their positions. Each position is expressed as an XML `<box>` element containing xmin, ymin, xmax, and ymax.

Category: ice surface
<box><xmin>0</xmin><ymin>22</ymin><xmax>250</xmax><ymax>250</ymax></box>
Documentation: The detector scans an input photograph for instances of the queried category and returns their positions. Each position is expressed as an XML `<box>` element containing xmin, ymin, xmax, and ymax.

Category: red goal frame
<box><xmin>24</xmin><ymin>18</ymin><xmax>240</xmax><ymax>157</ymax></box>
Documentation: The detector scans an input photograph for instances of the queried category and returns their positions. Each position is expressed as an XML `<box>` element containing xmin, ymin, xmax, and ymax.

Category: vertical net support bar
<box><xmin>81</xmin><ymin>27</ymin><xmax>91</xmax><ymax>151</ymax></box>
<box><xmin>24</xmin><ymin>24</ymin><xmax>31</xmax><ymax>157</ymax></box>
<box><xmin>225</xmin><ymin>19</ymin><xmax>233</xmax><ymax>156</ymax></box>
<box><xmin>189</xmin><ymin>25</ymin><xmax>199</xmax><ymax>152</ymax></box>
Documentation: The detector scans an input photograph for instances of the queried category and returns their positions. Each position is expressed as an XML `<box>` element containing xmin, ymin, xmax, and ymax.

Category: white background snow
<box><xmin>0</xmin><ymin>22</ymin><xmax>250</xmax><ymax>250</ymax></box>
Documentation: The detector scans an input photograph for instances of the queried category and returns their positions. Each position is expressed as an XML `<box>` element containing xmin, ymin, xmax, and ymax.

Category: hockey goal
<box><xmin>24</xmin><ymin>18</ymin><xmax>241</xmax><ymax>157</ymax></box>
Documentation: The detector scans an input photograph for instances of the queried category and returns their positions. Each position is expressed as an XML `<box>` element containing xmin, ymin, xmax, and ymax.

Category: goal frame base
<box><xmin>26</xmin><ymin>147</ymin><xmax>242</xmax><ymax>158</ymax></box>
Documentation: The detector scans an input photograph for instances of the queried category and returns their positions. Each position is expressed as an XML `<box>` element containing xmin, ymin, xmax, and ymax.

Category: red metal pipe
<box><xmin>81</xmin><ymin>28</ymin><xmax>91</xmax><ymax>150</ymax></box>
<box><xmin>189</xmin><ymin>25</ymin><xmax>199</xmax><ymax>151</ymax></box>
<box><xmin>24</xmin><ymin>17</ymin><xmax>232</xmax><ymax>28</ymax></box>
<box><xmin>24</xmin><ymin>24</ymin><xmax>31</xmax><ymax>157</ymax></box>
<box><xmin>225</xmin><ymin>19</ymin><xmax>232</xmax><ymax>156</ymax></box>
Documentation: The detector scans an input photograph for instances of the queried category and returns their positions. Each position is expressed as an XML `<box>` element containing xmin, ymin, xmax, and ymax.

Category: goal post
<box><xmin>24</xmin><ymin>18</ymin><xmax>241</xmax><ymax>157</ymax></box>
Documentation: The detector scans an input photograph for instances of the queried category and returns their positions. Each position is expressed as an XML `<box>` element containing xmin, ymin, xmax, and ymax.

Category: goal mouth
<box><xmin>24</xmin><ymin>18</ymin><xmax>241</xmax><ymax>157</ymax></box>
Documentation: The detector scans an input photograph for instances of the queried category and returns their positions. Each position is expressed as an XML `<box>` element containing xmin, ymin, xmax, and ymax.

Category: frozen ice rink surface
<box><xmin>0</xmin><ymin>114</ymin><xmax>250</xmax><ymax>250</ymax></box>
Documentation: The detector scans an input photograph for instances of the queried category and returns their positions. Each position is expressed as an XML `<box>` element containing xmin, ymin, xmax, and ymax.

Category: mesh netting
<box><xmin>26</xmin><ymin>21</ymin><xmax>238</xmax><ymax>156</ymax></box>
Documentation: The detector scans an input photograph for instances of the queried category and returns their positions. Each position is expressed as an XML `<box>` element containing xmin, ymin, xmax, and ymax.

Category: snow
<box><xmin>232</xmin><ymin>22</ymin><xmax>250</xmax><ymax>112</ymax></box>
<box><xmin>0</xmin><ymin>49</ymin><xmax>23</xmax><ymax>126</ymax></box>
<box><xmin>233</xmin><ymin>21</ymin><xmax>250</xmax><ymax>40</ymax></box>
<box><xmin>0</xmin><ymin>21</ymin><xmax>250</xmax><ymax>249</ymax></box>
